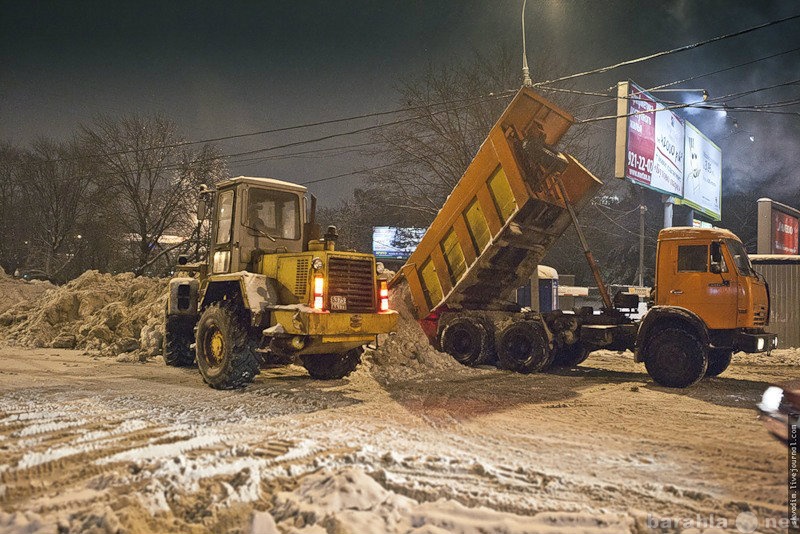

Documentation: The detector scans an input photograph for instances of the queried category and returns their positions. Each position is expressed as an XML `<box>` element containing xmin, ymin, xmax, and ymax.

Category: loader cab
<box><xmin>208</xmin><ymin>176</ymin><xmax>309</xmax><ymax>274</ymax></box>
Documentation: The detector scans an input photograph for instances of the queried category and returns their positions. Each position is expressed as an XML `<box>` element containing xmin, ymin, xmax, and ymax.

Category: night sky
<box><xmin>2</xmin><ymin>1</ymin><xmax>798</xmax><ymax>205</ymax></box>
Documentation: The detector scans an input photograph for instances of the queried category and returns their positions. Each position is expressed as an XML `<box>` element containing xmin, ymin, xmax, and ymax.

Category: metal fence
<box><xmin>751</xmin><ymin>255</ymin><xmax>800</xmax><ymax>348</ymax></box>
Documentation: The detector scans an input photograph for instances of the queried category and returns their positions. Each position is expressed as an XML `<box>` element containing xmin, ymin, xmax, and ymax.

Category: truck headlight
<box><xmin>312</xmin><ymin>257</ymin><xmax>324</xmax><ymax>271</ymax></box>
<box><xmin>757</xmin><ymin>338</ymin><xmax>765</xmax><ymax>351</ymax></box>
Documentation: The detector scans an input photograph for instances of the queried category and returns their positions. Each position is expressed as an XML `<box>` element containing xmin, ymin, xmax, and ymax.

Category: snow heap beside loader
<box><xmin>164</xmin><ymin>177</ymin><xmax>397</xmax><ymax>389</ymax></box>
<box><xmin>393</xmin><ymin>87</ymin><xmax>776</xmax><ymax>388</ymax></box>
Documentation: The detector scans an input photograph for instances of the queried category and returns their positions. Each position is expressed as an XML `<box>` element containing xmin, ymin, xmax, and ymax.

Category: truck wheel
<box><xmin>301</xmin><ymin>348</ymin><xmax>363</xmax><ymax>379</ymax></box>
<box><xmin>551</xmin><ymin>342</ymin><xmax>590</xmax><ymax>368</ymax></box>
<box><xmin>440</xmin><ymin>317</ymin><xmax>493</xmax><ymax>367</ymax></box>
<box><xmin>497</xmin><ymin>321</ymin><xmax>551</xmax><ymax>374</ymax></box>
<box><xmin>195</xmin><ymin>303</ymin><xmax>260</xmax><ymax>390</ymax></box>
<box><xmin>164</xmin><ymin>314</ymin><xmax>196</xmax><ymax>367</ymax></box>
<box><xmin>643</xmin><ymin>327</ymin><xmax>708</xmax><ymax>388</ymax></box>
<box><xmin>706</xmin><ymin>349</ymin><xmax>733</xmax><ymax>377</ymax></box>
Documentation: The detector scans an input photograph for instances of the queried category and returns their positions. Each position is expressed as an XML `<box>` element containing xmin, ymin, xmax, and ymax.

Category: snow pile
<box><xmin>0</xmin><ymin>269</ymin><xmax>54</xmax><ymax>316</ymax></box>
<box><xmin>268</xmin><ymin>466</ymin><xmax>634</xmax><ymax>533</ymax></box>
<box><xmin>363</xmin><ymin>280</ymin><xmax>460</xmax><ymax>381</ymax></box>
<box><xmin>0</xmin><ymin>270</ymin><xmax>167</xmax><ymax>358</ymax></box>
<box><xmin>0</xmin><ymin>511</ymin><xmax>58</xmax><ymax>534</ymax></box>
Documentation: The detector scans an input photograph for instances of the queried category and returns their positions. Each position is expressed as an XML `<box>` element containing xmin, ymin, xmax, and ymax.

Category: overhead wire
<box><xmin>530</xmin><ymin>13</ymin><xmax>800</xmax><ymax>88</ymax></box>
<box><xmin>576</xmin><ymin>78</ymin><xmax>800</xmax><ymax>123</ymax></box>
<box><xmin>21</xmin><ymin>13</ymin><xmax>800</xmax><ymax>188</ymax></box>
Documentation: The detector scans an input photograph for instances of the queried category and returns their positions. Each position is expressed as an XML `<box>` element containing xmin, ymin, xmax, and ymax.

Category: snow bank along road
<box><xmin>0</xmin><ymin>346</ymin><xmax>791</xmax><ymax>533</ymax></box>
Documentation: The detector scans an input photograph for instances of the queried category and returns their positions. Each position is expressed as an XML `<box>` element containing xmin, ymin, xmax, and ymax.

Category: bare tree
<box><xmin>14</xmin><ymin>139</ymin><xmax>95</xmax><ymax>278</ymax></box>
<box><xmin>0</xmin><ymin>143</ymin><xmax>26</xmax><ymax>273</ymax></box>
<box><xmin>80</xmin><ymin>115</ymin><xmax>226</xmax><ymax>274</ymax></box>
<box><xmin>364</xmin><ymin>47</ymin><xmax>523</xmax><ymax>219</ymax></box>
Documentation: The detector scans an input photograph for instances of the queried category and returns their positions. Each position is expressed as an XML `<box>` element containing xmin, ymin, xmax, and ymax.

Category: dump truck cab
<box><xmin>164</xmin><ymin>176</ymin><xmax>397</xmax><ymax>389</ymax></box>
<box><xmin>635</xmin><ymin>227</ymin><xmax>777</xmax><ymax>387</ymax></box>
<box><xmin>653</xmin><ymin>227</ymin><xmax>769</xmax><ymax>331</ymax></box>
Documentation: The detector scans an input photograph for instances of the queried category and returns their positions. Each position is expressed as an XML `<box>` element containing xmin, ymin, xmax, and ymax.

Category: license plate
<box><xmin>331</xmin><ymin>296</ymin><xmax>347</xmax><ymax>311</ymax></box>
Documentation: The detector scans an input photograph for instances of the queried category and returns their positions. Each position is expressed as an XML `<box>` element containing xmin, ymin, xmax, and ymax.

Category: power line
<box><xmin>648</xmin><ymin>46</ymin><xmax>800</xmax><ymax>92</ymax></box>
<box><xmin>42</xmin><ymin>91</ymin><xmax>516</xmax><ymax>165</ymax></box>
<box><xmin>564</xmin><ymin>45</ymin><xmax>800</xmax><ymax>113</ymax></box>
<box><xmin>33</xmin><ymin>15</ymin><xmax>800</xmax><ymax>169</ymax></box>
<box><xmin>532</xmin><ymin>13</ymin><xmax>800</xmax><ymax>88</ymax></box>
<box><xmin>576</xmin><ymin>78</ymin><xmax>800</xmax><ymax>123</ymax></box>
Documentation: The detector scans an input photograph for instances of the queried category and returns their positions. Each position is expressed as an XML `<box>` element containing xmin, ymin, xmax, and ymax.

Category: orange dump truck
<box><xmin>393</xmin><ymin>87</ymin><xmax>776</xmax><ymax>388</ymax></box>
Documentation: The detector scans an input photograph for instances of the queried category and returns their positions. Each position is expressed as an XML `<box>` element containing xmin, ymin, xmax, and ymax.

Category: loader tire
<box><xmin>163</xmin><ymin>314</ymin><xmax>196</xmax><ymax>367</ymax></box>
<box><xmin>643</xmin><ymin>327</ymin><xmax>707</xmax><ymax>388</ymax></box>
<box><xmin>195</xmin><ymin>303</ymin><xmax>260</xmax><ymax>390</ymax></box>
<box><xmin>551</xmin><ymin>342</ymin><xmax>591</xmax><ymax>368</ymax></box>
<box><xmin>705</xmin><ymin>349</ymin><xmax>733</xmax><ymax>377</ymax></box>
<box><xmin>440</xmin><ymin>317</ymin><xmax>494</xmax><ymax>367</ymax></box>
<box><xmin>497</xmin><ymin>321</ymin><xmax>551</xmax><ymax>374</ymax></box>
<box><xmin>301</xmin><ymin>348</ymin><xmax>363</xmax><ymax>379</ymax></box>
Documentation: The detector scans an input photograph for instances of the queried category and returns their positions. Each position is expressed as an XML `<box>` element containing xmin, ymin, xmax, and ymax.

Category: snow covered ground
<box><xmin>0</xmin><ymin>271</ymin><xmax>792</xmax><ymax>533</ymax></box>
<box><xmin>0</xmin><ymin>345</ymin><xmax>792</xmax><ymax>533</ymax></box>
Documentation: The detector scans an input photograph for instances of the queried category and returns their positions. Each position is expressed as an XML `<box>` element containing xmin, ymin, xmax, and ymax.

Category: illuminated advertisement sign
<box><xmin>772</xmin><ymin>210</ymin><xmax>799</xmax><ymax>254</ymax></box>
<box><xmin>372</xmin><ymin>226</ymin><xmax>426</xmax><ymax>260</ymax></box>
<box><xmin>619</xmin><ymin>82</ymin><xmax>684</xmax><ymax>197</ymax></box>
<box><xmin>680</xmin><ymin>121</ymin><xmax>722</xmax><ymax>220</ymax></box>
<box><xmin>615</xmin><ymin>81</ymin><xmax>723</xmax><ymax>221</ymax></box>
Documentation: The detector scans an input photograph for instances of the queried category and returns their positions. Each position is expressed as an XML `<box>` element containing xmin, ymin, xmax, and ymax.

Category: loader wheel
<box><xmin>705</xmin><ymin>349</ymin><xmax>733</xmax><ymax>377</ymax></box>
<box><xmin>164</xmin><ymin>314</ymin><xmax>196</xmax><ymax>367</ymax></box>
<box><xmin>301</xmin><ymin>348</ymin><xmax>363</xmax><ymax>379</ymax></box>
<box><xmin>551</xmin><ymin>342</ymin><xmax>590</xmax><ymax>368</ymax></box>
<box><xmin>497</xmin><ymin>321</ymin><xmax>551</xmax><ymax>374</ymax></box>
<box><xmin>643</xmin><ymin>327</ymin><xmax>707</xmax><ymax>388</ymax></box>
<box><xmin>440</xmin><ymin>317</ymin><xmax>494</xmax><ymax>367</ymax></box>
<box><xmin>195</xmin><ymin>303</ymin><xmax>260</xmax><ymax>389</ymax></box>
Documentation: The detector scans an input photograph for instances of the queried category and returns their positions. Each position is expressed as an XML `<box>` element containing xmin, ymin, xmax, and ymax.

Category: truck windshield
<box><xmin>247</xmin><ymin>189</ymin><xmax>300</xmax><ymax>240</ymax></box>
<box><xmin>725</xmin><ymin>238</ymin><xmax>756</xmax><ymax>277</ymax></box>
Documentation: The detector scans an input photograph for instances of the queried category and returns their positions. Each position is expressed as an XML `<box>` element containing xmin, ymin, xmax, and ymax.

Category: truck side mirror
<box><xmin>710</xmin><ymin>241</ymin><xmax>723</xmax><ymax>273</ymax></box>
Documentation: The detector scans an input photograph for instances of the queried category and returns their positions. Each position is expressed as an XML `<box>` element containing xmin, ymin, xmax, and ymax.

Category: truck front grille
<box><xmin>754</xmin><ymin>305</ymin><xmax>768</xmax><ymax>327</ymax></box>
<box><xmin>327</xmin><ymin>257</ymin><xmax>376</xmax><ymax>313</ymax></box>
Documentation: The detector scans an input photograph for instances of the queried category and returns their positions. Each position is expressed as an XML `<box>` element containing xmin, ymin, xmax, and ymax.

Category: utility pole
<box><xmin>638</xmin><ymin>189</ymin><xmax>646</xmax><ymax>287</ymax></box>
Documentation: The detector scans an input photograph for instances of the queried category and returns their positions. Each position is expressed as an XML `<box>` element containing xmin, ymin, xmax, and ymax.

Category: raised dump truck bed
<box><xmin>395</xmin><ymin>88</ymin><xmax>602</xmax><ymax>320</ymax></box>
<box><xmin>392</xmin><ymin>87</ymin><xmax>605</xmax><ymax>373</ymax></box>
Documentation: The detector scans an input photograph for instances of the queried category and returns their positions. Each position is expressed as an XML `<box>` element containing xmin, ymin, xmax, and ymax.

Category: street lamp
<box><xmin>521</xmin><ymin>0</ymin><xmax>532</xmax><ymax>87</ymax></box>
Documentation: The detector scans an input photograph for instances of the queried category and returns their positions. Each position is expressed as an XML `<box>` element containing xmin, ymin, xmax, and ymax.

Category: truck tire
<box><xmin>643</xmin><ymin>327</ymin><xmax>708</xmax><ymax>388</ymax></box>
<box><xmin>440</xmin><ymin>317</ymin><xmax>493</xmax><ymax>367</ymax></box>
<box><xmin>195</xmin><ymin>303</ymin><xmax>260</xmax><ymax>390</ymax></box>
<box><xmin>705</xmin><ymin>349</ymin><xmax>733</xmax><ymax>377</ymax></box>
<box><xmin>301</xmin><ymin>348</ymin><xmax>362</xmax><ymax>379</ymax></box>
<box><xmin>164</xmin><ymin>314</ymin><xmax>196</xmax><ymax>367</ymax></box>
<box><xmin>551</xmin><ymin>342</ymin><xmax>590</xmax><ymax>368</ymax></box>
<box><xmin>497</xmin><ymin>321</ymin><xmax>551</xmax><ymax>374</ymax></box>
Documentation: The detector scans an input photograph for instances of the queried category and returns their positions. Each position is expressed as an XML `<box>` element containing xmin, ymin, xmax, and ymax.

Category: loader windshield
<box><xmin>246</xmin><ymin>188</ymin><xmax>300</xmax><ymax>240</ymax></box>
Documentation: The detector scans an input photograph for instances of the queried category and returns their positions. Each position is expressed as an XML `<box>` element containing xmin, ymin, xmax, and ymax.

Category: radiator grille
<box><xmin>754</xmin><ymin>304</ymin><xmax>768</xmax><ymax>327</ymax></box>
<box><xmin>294</xmin><ymin>258</ymin><xmax>309</xmax><ymax>298</ymax></box>
<box><xmin>327</xmin><ymin>256</ymin><xmax>376</xmax><ymax>312</ymax></box>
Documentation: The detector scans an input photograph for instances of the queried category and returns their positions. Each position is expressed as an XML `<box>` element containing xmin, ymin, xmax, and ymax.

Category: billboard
<box><xmin>372</xmin><ymin>226</ymin><xmax>426</xmax><ymax>260</ymax></box>
<box><xmin>772</xmin><ymin>210</ymin><xmax>799</xmax><ymax>254</ymax></box>
<box><xmin>679</xmin><ymin>121</ymin><xmax>722</xmax><ymax>220</ymax></box>
<box><xmin>757</xmin><ymin>198</ymin><xmax>800</xmax><ymax>255</ymax></box>
<box><xmin>616</xmin><ymin>81</ymin><xmax>684</xmax><ymax>197</ymax></box>
<box><xmin>615</xmin><ymin>81</ymin><xmax>722</xmax><ymax>221</ymax></box>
